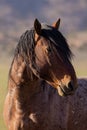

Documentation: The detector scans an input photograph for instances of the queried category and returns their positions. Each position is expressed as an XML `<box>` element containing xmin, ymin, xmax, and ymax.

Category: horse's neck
<box><xmin>8</xmin><ymin>56</ymin><xmax>41</xmax><ymax>99</ymax></box>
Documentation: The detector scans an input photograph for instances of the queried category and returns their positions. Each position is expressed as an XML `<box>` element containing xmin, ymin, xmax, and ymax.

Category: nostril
<box><xmin>68</xmin><ymin>82</ymin><xmax>74</xmax><ymax>91</ymax></box>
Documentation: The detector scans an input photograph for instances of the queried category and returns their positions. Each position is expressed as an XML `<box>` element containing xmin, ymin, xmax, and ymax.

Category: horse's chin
<box><xmin>57</xmin><ymin>86</ymin><xmax>66</xmax><ymax>96</ymax></box>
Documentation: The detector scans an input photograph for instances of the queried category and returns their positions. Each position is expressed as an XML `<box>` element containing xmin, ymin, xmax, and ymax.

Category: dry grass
<box><xmin>0</xmin><ymin>64</ymin><xmax>9</xmax><ymax>130</ymax></box>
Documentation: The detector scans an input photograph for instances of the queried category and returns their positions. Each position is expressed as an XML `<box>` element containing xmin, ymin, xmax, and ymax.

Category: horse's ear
<box><xmin>52</xmin><ymin>18</ymin><xmax>61</xmax><ymax>29</ymax></box>
<box><xmin>34</xmin><ymin>19</ymin><xmax>41</xmax><ymax>35</ymax></box>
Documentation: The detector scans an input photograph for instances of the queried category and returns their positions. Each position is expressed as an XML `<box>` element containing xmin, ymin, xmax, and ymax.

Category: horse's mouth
<box><xmin>58</xmin><ymin>85</ymin><xmax>74</xmax><ymax>96</ymax></box>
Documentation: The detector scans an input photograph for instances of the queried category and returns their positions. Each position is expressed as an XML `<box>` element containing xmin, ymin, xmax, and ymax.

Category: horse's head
<box><xmin>33</xmin><ymin>19</ymin><xmax>77</xmax><ymax>96</ymax></box>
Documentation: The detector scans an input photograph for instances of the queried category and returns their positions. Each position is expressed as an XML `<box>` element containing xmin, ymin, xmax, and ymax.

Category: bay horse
<box><xmin>4</xmin><ymin>18</ymin><xmax>87</xmax><ymax>130</ymax></box>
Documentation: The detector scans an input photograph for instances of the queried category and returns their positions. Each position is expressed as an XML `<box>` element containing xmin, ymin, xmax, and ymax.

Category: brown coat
<box><xmin>4</xmin><ymin>78</ymin><xmax>87</xmax><ymax>130</ymax></box>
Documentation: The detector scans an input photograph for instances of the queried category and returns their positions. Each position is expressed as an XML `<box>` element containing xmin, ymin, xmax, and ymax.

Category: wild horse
<box><xmin>4</xmin><ymin>19</ymin><xmax>87</xmax><ymax>130</ymax></box>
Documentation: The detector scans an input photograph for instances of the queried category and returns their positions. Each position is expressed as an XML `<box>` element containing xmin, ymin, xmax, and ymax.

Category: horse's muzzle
<box><xmin>57</xmin><ymin>81</ymin><xmax>77</xmax><ymax>96</ymax></box>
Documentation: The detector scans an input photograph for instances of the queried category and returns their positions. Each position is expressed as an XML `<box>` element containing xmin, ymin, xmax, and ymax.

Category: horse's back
<box><xmin>67</xmin><ymin>78</ymin><xmax>87</xmax><ymax>130</ymax></box>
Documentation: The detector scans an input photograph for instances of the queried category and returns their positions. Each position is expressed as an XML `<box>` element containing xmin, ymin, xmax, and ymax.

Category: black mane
<box><xmin>15</xmin><ymin>29</ymin><xmax>40</xmax><ymax>78</ymax></box>
<box><xmin>41</xmin><ymin>24</ymin><xmax>72</xmax><ymax>61</ymax></box>
<box><xmin>15</xmin><ymin>29</ymin><xmax>35</xmax><ymax>64</ymax></box>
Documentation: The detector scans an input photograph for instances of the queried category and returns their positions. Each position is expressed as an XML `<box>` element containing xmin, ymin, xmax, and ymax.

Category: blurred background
<box><xmin>0</xmin><ymin>0</ymin><xmax>87</xmax><ymax>129</ymax></box>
